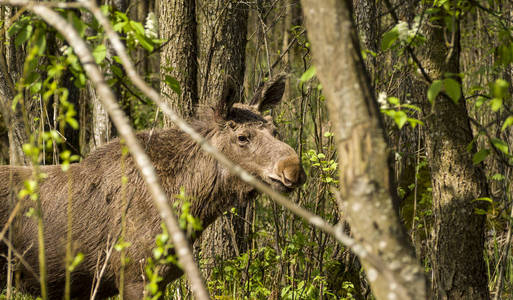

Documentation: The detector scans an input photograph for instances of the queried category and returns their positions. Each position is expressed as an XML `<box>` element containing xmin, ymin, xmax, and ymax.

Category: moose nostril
<box><xmin>277</xmin><ymin>157</ymin><xmax>306</xmax><ymax>188</ymax></box>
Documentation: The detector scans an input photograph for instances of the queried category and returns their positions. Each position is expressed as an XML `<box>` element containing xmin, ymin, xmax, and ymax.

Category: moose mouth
<box><xmin>268</xmin><ymin>177</ymin><xmax>295</xmax><ymax>194</ymax></box>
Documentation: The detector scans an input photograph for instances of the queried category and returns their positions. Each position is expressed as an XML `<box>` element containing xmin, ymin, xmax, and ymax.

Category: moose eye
<box><xmin>237</xmin><ymin>135</ymin><xmax>249</xmax><ymax>144</ymax></box>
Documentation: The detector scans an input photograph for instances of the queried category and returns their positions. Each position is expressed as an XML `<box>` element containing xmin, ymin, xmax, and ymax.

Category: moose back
<box><xmin>0</xmin><ymin>76</ymin><xmax>305</xmax><ymax>299</ymax></box>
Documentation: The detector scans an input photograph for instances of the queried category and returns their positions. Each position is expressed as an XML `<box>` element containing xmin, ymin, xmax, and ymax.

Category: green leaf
<box><xmin>30</xmin><ymin>82</ymin><xmax>42</xmax><ymax>94</ymax></box>
<box><xmin>381</xmin><ymin>27</ymin><xmax>399</xmax><ymax>51</ymax></box>
<box><xmin>475</xmin><ymin>96</ymin><xmax>487</xmax><ymax>108</ymax></box>
<box><xmin>112</xmin><ymin>21</ymin><xmax>127</xmax><ymax>32</ymax></box>
<box><xmin>491</xmin><ymin>138</ymin><xmax>509</xmax><ymax>154</ymax></box>
<box><xmin>491</xmin><ymin>173</ymin><xmax>505</xmax><ymax>181</ymax></box>
<box><xmin>501</xmin><ymin>116</ymin><xmax>513</xmax><ymax>131</ymax></box>
<box><xmin>66</xmin><ymin>117</ymin><xmax>79</xmax><ymax>130</ymax></box>
<box><xmin>164</xmin><ymin>75</ymin><xmax>181</xmax><ymax>95</ymax></box>
<box><xmin>427</xmin><ymin>80</ymin><xmax>443</xmax><ymax>103</ymax></box>
<box><xmin>152</xmin><ymin>247</ymin><xmax>163</xmax><ymax>260</ymax></box>
<box><xmin>300</xmin><ymin>66</ymin><xmax>316</xmax><ymax>83</ymax></box>
<box><xmin>393</xmin><ymin>111</ymin><xmax>408</xmax><ymax>129</ymax></box>
<box><xmin>473</xmin><ymin>197</ymin><xmax>493</xmax><ymax>203</ymax></box>
<box><xmin>490</xmin><ymin>98</ymin><xmax>503</xmax><ymax>112</ymax></box>
<box><xmin>25</xmin><ymin>72</ymin><xmax>40</xmax><ymax>85</ymax></box>
<box><xmin>68</xmin><ymin>252</ymin><xmax>84</xmax><ymax>271</ymax></box>
<box><xmin>8</xmin><ymin>18</ymin><xmax>27</xmax><ymax>37</ymax></box>
<box><xmin>115</xmin><ymin>11</ymin><xmax>129</xmax><ymax>22</ymax></box>
<box><xmin>472</xmin><ymin>149</ymin><xmax>490</xmax><ymax>165</ymax></box>
<box><xmin>402</xmin><ymin>103</ymin><xmax>422</xmax><ymax>112</ymax></box>
<box><xmin>69</xmin><ymin>11</ymin><xmax>86</xmax><ymax>37</ymax></box>
<box><xmin>114</xmin><ymin>241</ymin><xmax>131</xmax><ymax>252</ymax></box>
<box><xmin>492</xmin><ymin>79</ymin><xmax>509</xmax><ymax>99</ymax></box>
<box><xmin>474</xmin><ymin>208</ymin><xmax>488</xmax><ymax>215</ymax></box>
<box><xmin>33</xmin><ymin>29</ymin><xmax>47</xmax><ymax>55</ymax></box>
<box><xmin>130</xmin><ymin>20</ymin><xmax>145</xmax><ymax>35</ymax></box>
<box><xmin>135</xmin><ymin>33</ymin><xmax>154</xmax><ymax>52</ymax></box>
<box><xmin>11</xmin><ymin>94</ymin><xmax>22</xmax><ymax>111</ymax></box>
<box><xmin>15</xmin><ymin>24</ymin><xmax>33</xmax><ymax>47</ymax></box>
<box><xmin>443</xmin><ymin>78</ymin><xmax>461</xmax><ymax>103</ymax></box>
<box><xmin>92</xmin><ymin>44</ymin><xmax>107</xmax><ymax>64</ymax></box>
<box><xmin>387</xmin><ymin>96</ymin><xmax>399</xmax><ymax>105</ymax></box>
<box><xmin>407</xmin><ymin>118</ymin><xmax>424</xmax><ymax>128</ymax></box>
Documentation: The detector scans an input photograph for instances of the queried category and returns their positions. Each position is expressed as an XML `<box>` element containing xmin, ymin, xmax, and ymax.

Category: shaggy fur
<box><xmin>0</xmin><ymin>76</ymin><xmax>305</xmax><ymax>299</ymax></box>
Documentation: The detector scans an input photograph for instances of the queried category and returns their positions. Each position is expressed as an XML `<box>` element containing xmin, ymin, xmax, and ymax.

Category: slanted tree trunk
<box><xmin>301</xmin><ymin>1</ymin><xmax>427</xmax><ymax>299</ymax></box>
<box><xmin>415</xmin><ymin>8</ymin><xmax>490</xmax><ymax>300</ymax></box>
<box><xmin>159</xmin><ymin>0</ymin><xmax>198</xmax><ymax>120</ymax></box>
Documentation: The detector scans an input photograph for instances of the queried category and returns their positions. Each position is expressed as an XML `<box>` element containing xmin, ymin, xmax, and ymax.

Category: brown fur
<box><xmin>0</xmin><ymin>76</ymin><xmax>305</xmax><ymax>299</ymax></box>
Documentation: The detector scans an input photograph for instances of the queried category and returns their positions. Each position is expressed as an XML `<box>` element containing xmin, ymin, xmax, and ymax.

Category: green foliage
<box><xmin>174</xmin><ymin>187</ymin><xmax>202</xmax><ymax>237</ymax></box>
<box><xmin>472</xmin><ymin>149</ymin><xmax>490</xmax><ymax>165</ymax></box>
<box><xmin>442</xmin><ymin>78</ymin><xmax>461</xmax><ymax>103</ymax></box>
<box><xmin>381</xmin><ymin>96</ymin><xmax>423</xmax><ymax>129</ymax></box>
<box><xmin>145</xmin><ymin>224</ymin><xmax>175</xmax><ymax>300</ymax></box>
<box><xmin>67</xmin><ymin>253</ymin><xmax>84</xmax><ymax>272</ymax></box>
<box><xmin>381</xmin><ymin>27</ymin><xmax>399</xmax><ymax>51</ymax></box>
<box><xmin>109</xmin><ymin>7</ymin><xmax>164</xmax><ymax>52</ymax></box>
<box><xmin>144</xmin><ymin>190</ymin><xmax>201</xmax><ymax>299</ymax></box>
<box><xmin>300</xmin><ymin>66</ymin><xmax>316</xmax><ymax>83</ymax></box>
<box><xmin>280</xmin><ymin>276</ymin><xmax>338</xmax><ymax>300</ymax></box>
<box><xmin>304</xmin><ymin>147</ymin><xmax>338</xmax><ymax>184</ymax></box>
<box><xmin>163</xmin><ymin>74</ymin><xmax>181</xmax><ymax>96</ymax></box>
<box><xmin>427</xmin><ymin>80</ymin><xmax>443</xmax><ymax>103</ymax></box>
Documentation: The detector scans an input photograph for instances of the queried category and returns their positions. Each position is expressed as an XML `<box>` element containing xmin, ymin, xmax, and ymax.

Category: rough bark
<box><xmin>159</xmin><ymin>0</ymin><xmax>198</xmax><ymax>120</ymax></box>
<box><xmin>301</xmin><ymin>1</ymin><xmax>427</xmax><ymax>299</ymax></box>
<box><xmin>0</xmin><ymin>6</ymin><xmax>29</xmax><ymax>165</ymax></box>
<box><xmin>195</xmin><ymin>0</ymin><xmax>249</xmax><ymax>278</ymax></box>
<box><xmin>197</xmin><ymin>0</ymin><xmax>248</xmax><ymax>105</ymax></box>
<box><xmin>415</xmin><ymin>9</ymin><xmax>490</xmax><ymax>300</ymax></box>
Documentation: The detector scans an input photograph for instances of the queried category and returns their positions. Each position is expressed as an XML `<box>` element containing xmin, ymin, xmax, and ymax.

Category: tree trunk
<box><xmin>415</xmin><ymin>9</ymin><xmax>490</xmax><ymax>300</ymax></box>
<box><xmin>301</xmin><ymin>1</ymin><xmax>427</xmax><ymax>299</ymax></box>
<box><xmin>195</xmin><ymin>0</ymin><xmax>249</xmax><ymax>281</ymax></box>
<box><xmin>0</xmin><ymin>6</ymin><xmax>29</xmax><ymax>165</ymax></box>
<box><xmin>197</xmin><ymin>0</ymin><xmax>248</xmax><ymax>105</ymax></box>
<box><xmin>159</xmin><ymin>0</ymin><xmax>198</xmax><ymax>120</ymax></box>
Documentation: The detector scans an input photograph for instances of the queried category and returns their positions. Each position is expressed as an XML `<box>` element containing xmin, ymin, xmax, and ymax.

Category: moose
<box><xmin>0</xmin><ymin>75</ymin><xmax>306</xmax><ymax>299</ymax></box>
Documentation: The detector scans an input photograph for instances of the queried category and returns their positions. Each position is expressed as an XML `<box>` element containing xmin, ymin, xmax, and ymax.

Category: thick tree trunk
<box><xmin>195</xmin><ymin>0</ymin><xmax>249</xmax><ymax>280</ymax></box>
<box><xmin>301</xmin><ymin>1</ymin><xmax>427</xmax><ymax>299</ymax></box>
<box><xmin>159</xmin><ymin>0</ymin><xmax>198</xmax><ymax>120</ymax></box>
<box><xmin>416</xmin><ymin>10</ymin><xmax>490</xmax><ymax>300</ymax></box>
<box><xmin>197</xmin><ymin>0</ymin><xmax>248</xmax><ymax>105</ymax></box>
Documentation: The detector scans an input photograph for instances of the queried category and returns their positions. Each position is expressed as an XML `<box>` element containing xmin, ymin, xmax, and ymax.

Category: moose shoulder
<box><xmin>0</xmin><ymin>75</ymin><xmax>305</xmax><ymax>299</ymax></box>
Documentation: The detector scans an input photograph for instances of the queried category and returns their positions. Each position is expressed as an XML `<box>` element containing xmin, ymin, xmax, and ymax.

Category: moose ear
<box><xmin>216</xmin><ymin>76</ymin><xmax>238</xmax><ymax>119</ymax></box>
<box><xmin>250</xmin><ymin>74</ymin><xmax>286</xmax><ymax>112</ymax></box>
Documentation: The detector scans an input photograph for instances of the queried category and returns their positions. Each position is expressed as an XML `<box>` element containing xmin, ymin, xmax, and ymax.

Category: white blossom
<box><xmin>145</xmin><ymin>12</ymin><xmax>158</xmax><ymax>39</ymax></box>
<box><xmin>377</xmin><ymin>91</ymin><xmax>388</xmax><ymax>108</ymax></box>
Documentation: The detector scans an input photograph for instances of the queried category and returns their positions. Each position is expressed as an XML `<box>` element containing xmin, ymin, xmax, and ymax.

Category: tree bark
<box><xmin>159</xmin><ymin>0</ymin><xmax>198</xmax><ymax>120</ymax></box>
<box><xmin>301</xmin><ymin>1</ymin><xmax>427</xmax><ymax>299</ymax></box>
<box><xmin>197</xmin><ymin>0</ymin><xmax>248</xmax><ymax>105</ymax></box>
<box><xmin>195</xmin><ymin>0</ymin><xmax>249</xmax><ymax>280</ymax></box>
<box><xmin>415</xmin><ymin>9</ymin><xmax>490</xmax><ymax>300</ymax></box>
<box><xmin>0</xmin><ymin>6</ymin><xmax>29</xmax><ymax>165</ymax></box>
